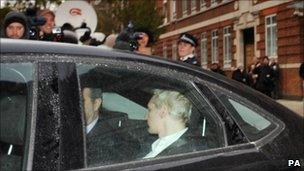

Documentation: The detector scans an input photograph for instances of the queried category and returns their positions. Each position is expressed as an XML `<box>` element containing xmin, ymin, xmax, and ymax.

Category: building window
<box><xmin>265</xmin><ymin>15</ymin><xmax>277</xmax><ymax>58</ymax></box>
<box><xmin>200</xmin><ymin>0</ymin><xmax>206</xmax><ymax>9</ymax></box>
<box><xmin>163</xmin><ymin>43</ymin><xmax>167</xmax><ymax>58</ymax></box>
<box><xmin>163</xmin><ymin>0</ymin><xmax>168</xmax><ymax>24</ymax></box>
<box><xmin>211</xmin><ymin>0</ymin><xmax>217</xmax><ymax>6</ymax></box>
<box><xmin>211</xmin><ymin>30</ymin><xmax>218</xmax><ymax>63</ymax></box>
<box><xmin>172</xmin><ymin>41</ymin><xmax>177</xmax><ymax>60</ymax></box>
<box><xmin>191</xmin><ymin>0</ymin><xmax>196</xmax><ymax>13</ymax></box>
<box><xmin>223</xmin><ymin>27</ymin><xmax>231</xmax><ymax>68</ymax></box>
<box><xmin>182</xmin><ymin>0</ymin><xmax>187</xmax><ymax>16</ymax></box>
<box><xmin>200</xmin><ymin>33</ymin><xmax>208</xmax><ymax>67</ymax></box>
<box><xmin>171</xmin><ymin>0</ymin><xmax>177</xmax><ymax>20</ymax></box>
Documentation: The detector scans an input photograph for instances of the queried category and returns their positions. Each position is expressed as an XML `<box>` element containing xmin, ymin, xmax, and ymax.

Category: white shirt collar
<box><xmin>180</xmin><ymin>54</ymin><xmax>195</xmax><ymax>61</ymax></box>
<box><xmin>86</xmin><ymin>116</ymin><xmax>99</xmax><ymax>134</ymax></box>
<box><xmin>143</xmin><ymin>127</ymin><xmax>188</xmax><ymax>159</ymax></box>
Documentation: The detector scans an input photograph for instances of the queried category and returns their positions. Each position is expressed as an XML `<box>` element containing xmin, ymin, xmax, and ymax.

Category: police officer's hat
<box><xmin>178</xmin><ymin>33</ymin><xmax>198</xmax><ymax>47</ymax></box>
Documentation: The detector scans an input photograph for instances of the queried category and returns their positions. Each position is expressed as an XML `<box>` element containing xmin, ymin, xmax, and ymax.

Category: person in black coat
<box><xmin>82</xmin><ymin>87</ymin><xmax>140</xmax><ymax>166</ymax></box>
<box><xmin>210</xmin><ymin>63</ymin><xmax>226</xmax><ymax>76</ymax></box>
<box><xmin>178</xmin><ymin>33</ymin><xmax>200</xmax><ymax>66</ymax></box>
<box><xmin>253</xmin><ymin>56</ymin><xmax>274</xmax><ymax>97</ymax></box>
<box><xmin>143</xmin><ymin>90</ymin><xmax>207</xmax><ymax>159</ymax></box>
<box><xmin>300</xmin><ymin>62</ymin><xmax>304</xmax><ymax>80</ymax></box>
<box><xmin>232</xmin><ymin>65</ymin><xmax>250</xmax><ymax>85</ymax></box>
<box><xmin>269</xmin><ymin>58</ymin><xmax>280</xmax><ymax>99</ymax></box>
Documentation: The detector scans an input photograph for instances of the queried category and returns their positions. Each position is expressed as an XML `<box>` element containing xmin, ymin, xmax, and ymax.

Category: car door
<box><xmin>0</xmin><ymin>54</ymin><xmax>85</xmax><ymax>171</ymax></box>
<box><xmin>70</xmin><ymin>55</ymin><xmax>282</xmax><ymax>171</ymax></box>
<box><xmin>73</xmin><ymin>56</ymin><xmax>226</xmax><ymax>170</ymax></box>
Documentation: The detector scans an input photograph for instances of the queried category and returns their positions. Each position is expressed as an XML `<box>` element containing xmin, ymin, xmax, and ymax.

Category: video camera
<box><xmin>76</xmin><ymin>22</ymin><xmax>103</xmax><ymax>46</ymax></box>
<box><xmin>25</xmin><ymin>8</ymin><xmax>64</xmax><ymax>41</ymax></box>
<box><xmin>24</xmin><ymin>8</ymin><xmax>46</xmax><ymax>40</ymax></box>
<box><xmin>114</xmin><ymin>22</ymin><xmax>144</xmax><ymax>51</ymax></box>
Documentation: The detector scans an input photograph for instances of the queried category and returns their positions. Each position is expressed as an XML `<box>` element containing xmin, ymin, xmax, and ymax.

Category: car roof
<box><xmin>1</xmin><ymin>38</ymin><xmax>180</xmax><ymax>67</ymax></box>
<box><xmin>0</xmin><ymin>38</ymin><xmax>255</xmax><ymax>90</ymax></box>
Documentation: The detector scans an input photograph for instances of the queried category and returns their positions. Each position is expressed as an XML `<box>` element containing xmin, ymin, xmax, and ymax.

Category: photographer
<box><xmin>134</xmin><ymin>28</ymin><xmax>153</xmax><ymax>55</ymax></box>
<box><xmin>37</xmin><ymin>9</ymin><xmax>56</xmax><ymax>41</ymax></box>
<box><xmin>2</xmin><ymin>11</ymin><xmax>29</xmax><ymax>39</ymax></box>
<box><xmin>114</xmin><ymin>22</ymin><xmax>145</xmax><ymax>52</ymax></box>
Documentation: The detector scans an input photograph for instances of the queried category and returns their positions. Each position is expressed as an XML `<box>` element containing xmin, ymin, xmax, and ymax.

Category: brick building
<box><xmin>154</xmin><ymin>0</ymin><xmax>303</xmax><ymax>100</ymax></box>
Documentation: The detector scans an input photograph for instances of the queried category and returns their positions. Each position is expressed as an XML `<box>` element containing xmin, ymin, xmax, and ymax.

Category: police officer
<box><xmin>178</xmin><ymin>33</ymin><xmax>199</xmax><ymax>66</ymax></box>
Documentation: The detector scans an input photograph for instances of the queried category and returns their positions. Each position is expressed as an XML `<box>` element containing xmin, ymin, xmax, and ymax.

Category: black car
<box><xmin>0</xmin><ymin>39</ymin><xmax>303</xmax><ymax>171</ymax></box>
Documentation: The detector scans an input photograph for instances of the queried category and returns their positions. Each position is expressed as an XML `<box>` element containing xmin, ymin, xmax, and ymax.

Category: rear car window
<box><xmin>212</xmin><ymin>85</ymin><xmax>277</xmax><ymax>141</ymax></box>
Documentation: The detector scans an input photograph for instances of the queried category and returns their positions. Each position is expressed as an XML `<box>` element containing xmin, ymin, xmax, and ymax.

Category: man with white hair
<box><xmin>144</xmin><ymin>90</ymin><xmax>205</xmax><ymax>159</ymax></box>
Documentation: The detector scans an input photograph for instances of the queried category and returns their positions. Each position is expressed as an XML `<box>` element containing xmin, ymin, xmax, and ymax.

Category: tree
<box><xmin>34</xmin><ymin>0</ymin><xmax>62</xmax><ymax>8</ymax></box>
<box><xmin>0</xmin><ymin>7</ymin><xmax>12</xmax><ymax>26</ymax></box>
<box><xmin>119</xmin><ymin>0</ymin><xmax>165</xmax><ymax>40</ymax></box>
<box><xmin>93</xmin><ymin>0</ymin><xmax>164</xmax><ymax>43</ymax></box>
<box><xmin>93</xmin><ymin>0</ymin><xmax>124</xmax><ymax>35</ymax></box>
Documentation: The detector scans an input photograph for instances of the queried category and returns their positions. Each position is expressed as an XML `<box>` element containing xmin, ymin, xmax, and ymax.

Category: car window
<box><xmin>228</xmin><ymin>99</ymin><xmax>271</xmax><ymax>131</ymax></box>
<box><xmin>211</xmin><ymin>85</ymin><xmax>276</xmax><ymax>141</ymax></box>
<box><xmin>0</xmin><ymin>63</ymin><xmax>33</xmax><ymax>171</ymax></box>
<box><xmin>76</xmin><ymin>63</ymin><xmax>225</xmax><ymax>167</ymax></box>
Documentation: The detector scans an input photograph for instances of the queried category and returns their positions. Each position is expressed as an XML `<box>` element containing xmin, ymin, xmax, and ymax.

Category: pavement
<box><xmin>276</xmin><ymin>99</ymin><xmax>304</xmax><ymax>117</ymax></box>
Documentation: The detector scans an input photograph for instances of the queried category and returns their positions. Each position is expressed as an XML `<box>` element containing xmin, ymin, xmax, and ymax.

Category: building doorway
<box><xmin>243</xmin><ymin>27</ymin><xmax>254</xmax><ymax>71</ymax></box>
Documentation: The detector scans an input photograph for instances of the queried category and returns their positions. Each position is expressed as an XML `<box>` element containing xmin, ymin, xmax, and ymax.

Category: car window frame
<box><xmin>205</xmin><ymin>82</ymin><xmax>285</xmax><ymax>145</ymax></box>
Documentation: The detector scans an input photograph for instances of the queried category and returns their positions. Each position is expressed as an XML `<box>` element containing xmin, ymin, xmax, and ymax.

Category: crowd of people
<box><xmin>2</xmin><ymin>9</ymin><xmax>303</xmax><ymax>100</ymax></box>
<box><xmin>231</xmin><ymin>57</ymin><xmax>280</xmax><ymax>98</ymax></box>
<box><xmin>173</xmin><ymin>31</ymin><xmax>281</xmax><ymax>99</ymax></box>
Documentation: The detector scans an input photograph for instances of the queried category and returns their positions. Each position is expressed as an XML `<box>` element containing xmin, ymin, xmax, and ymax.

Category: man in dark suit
<box><xmin>82</xmin><ymin>87</ymin><xmax>139</xmax><ymax>166</ymax></box>
<box><xmin>253</xmin><ymin>56</ymin><xmax>275</xmax><ymax>97</ymax></box>
<box><xmin>143</xmin><ymin>90</ymin><xmax>206</xmax><ymax>159</ymax></box>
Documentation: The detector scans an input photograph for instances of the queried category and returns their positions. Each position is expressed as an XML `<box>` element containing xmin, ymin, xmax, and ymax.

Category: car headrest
<box><xmin>0</xmin><ymin>95</ymin><xmax>26</xmax><ymax>145</ymax></box>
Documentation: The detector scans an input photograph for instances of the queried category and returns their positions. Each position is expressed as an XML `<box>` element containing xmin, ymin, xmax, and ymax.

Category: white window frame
<box><xmin>163</xmin><ymin>0</ymin><xmax>168</xmax><ymax>24</ymax></box>
<box><xmin>191</xmin><ymin>0</ymin><xmax>196</xmax><ymax>13</ymax></box>
<box><xmin>171</xmin><ymin>0</ymin><xmax>177</xmax><ymax>20</ymax></box>
<box><xmin>200</xmin><ymin>32</ymin><xmax>208</xmax><ymax>67</ymax></box>
<box><xmin>211</xmin><ymin>30</ymin><xmax>218</xmax><ymax>63</ymax></box>
<box><xmin>172</xmin><ymin>41</ymin><xmax>177</xmax><ymax>60</ymax></box>
<box><xmin>200</xmin><ymin>0</ymin><xmax>206</xmax><ymax>11</ymax></box>
<box><xmin>163</xmin><ymin>42</ymin><xmax>167</xmax><ymax>58</ymax></box>
<box><xmin>182</xmin><ymin>0</ymin><xmax>188</xmax><ymax>17</ymax></box>
<box><xmin>223</xmin><ymin>26</ymin><xmax>232</xmax><ymax>68</ymax></box>
<box><xmin>211</xmin><ymin>0</ymin><xmax>217</xmax><ymax>7</ymax></box>
<box><xmin>265</xmin><ymin>14</ymin><xmax>277</xmax><ymax>58</ymax></box>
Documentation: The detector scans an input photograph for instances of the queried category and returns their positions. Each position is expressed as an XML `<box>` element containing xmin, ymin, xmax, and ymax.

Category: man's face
<box><xmin>211</xmin><ymin>63</ymin><xmax>218</xmax><ymax>70</ymax></box>
<box><xmin>82</xmin><ymin>88</ymin><xmax>101</xmax><ymax>125</ymax></box>
<box><xmin>40</xmin><ymin>13</ymin><xmax>55</xmax><ymax>34</ymax></box>
<box><xmin>146</xmin><ymin>101</ymin><xmax>162</xmax><ymax>134</ymax></box>
<box><xmin>6</xmin><ymin>22</ymin><xmax>25</xmax><ymax>39</ymax></box>
<box><xmin>137</xmin><ymin>32</ymin><xmax>149</xmax><ymax>47</ymax></box>
<box><xmin>178</xmin><ymin>41</ymin><xmax>195</xmax><ymax>57</ymax></box>
<box><xmin>263</xmin><ymin>58</ymin><xmax>269</xmax><ymax>65</ymax></box>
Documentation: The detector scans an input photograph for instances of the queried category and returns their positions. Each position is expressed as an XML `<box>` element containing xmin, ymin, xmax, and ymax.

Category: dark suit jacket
<box><xmin>86</xmin><ymin>110</ymin><xmax>140</xmax><ymax>166</ymax></box>
<box><xmin>183</xmin><ymin>56</ymin><xmax>200</xmax><ymax>66</ymax></box>
<box><xmin>157</xmin><ymin>129</ymin><xmax>207</xmax><ymax>157</ymax></box>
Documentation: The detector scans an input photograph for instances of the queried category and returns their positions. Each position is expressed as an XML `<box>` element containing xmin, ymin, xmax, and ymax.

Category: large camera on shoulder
<box><xmin>114</xmin><ymin>22</ymin><xmax>144</xmax><ymax>51</ymax></box>
<box><xmin>25</xmin><ymin>8</ymin><xmax>63</xmax><ymax>41</ymax></box>
<box><xmin>24</xmin><ymin>8</ymin><xmax>46</xmax><ymax>40</ymax></box>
